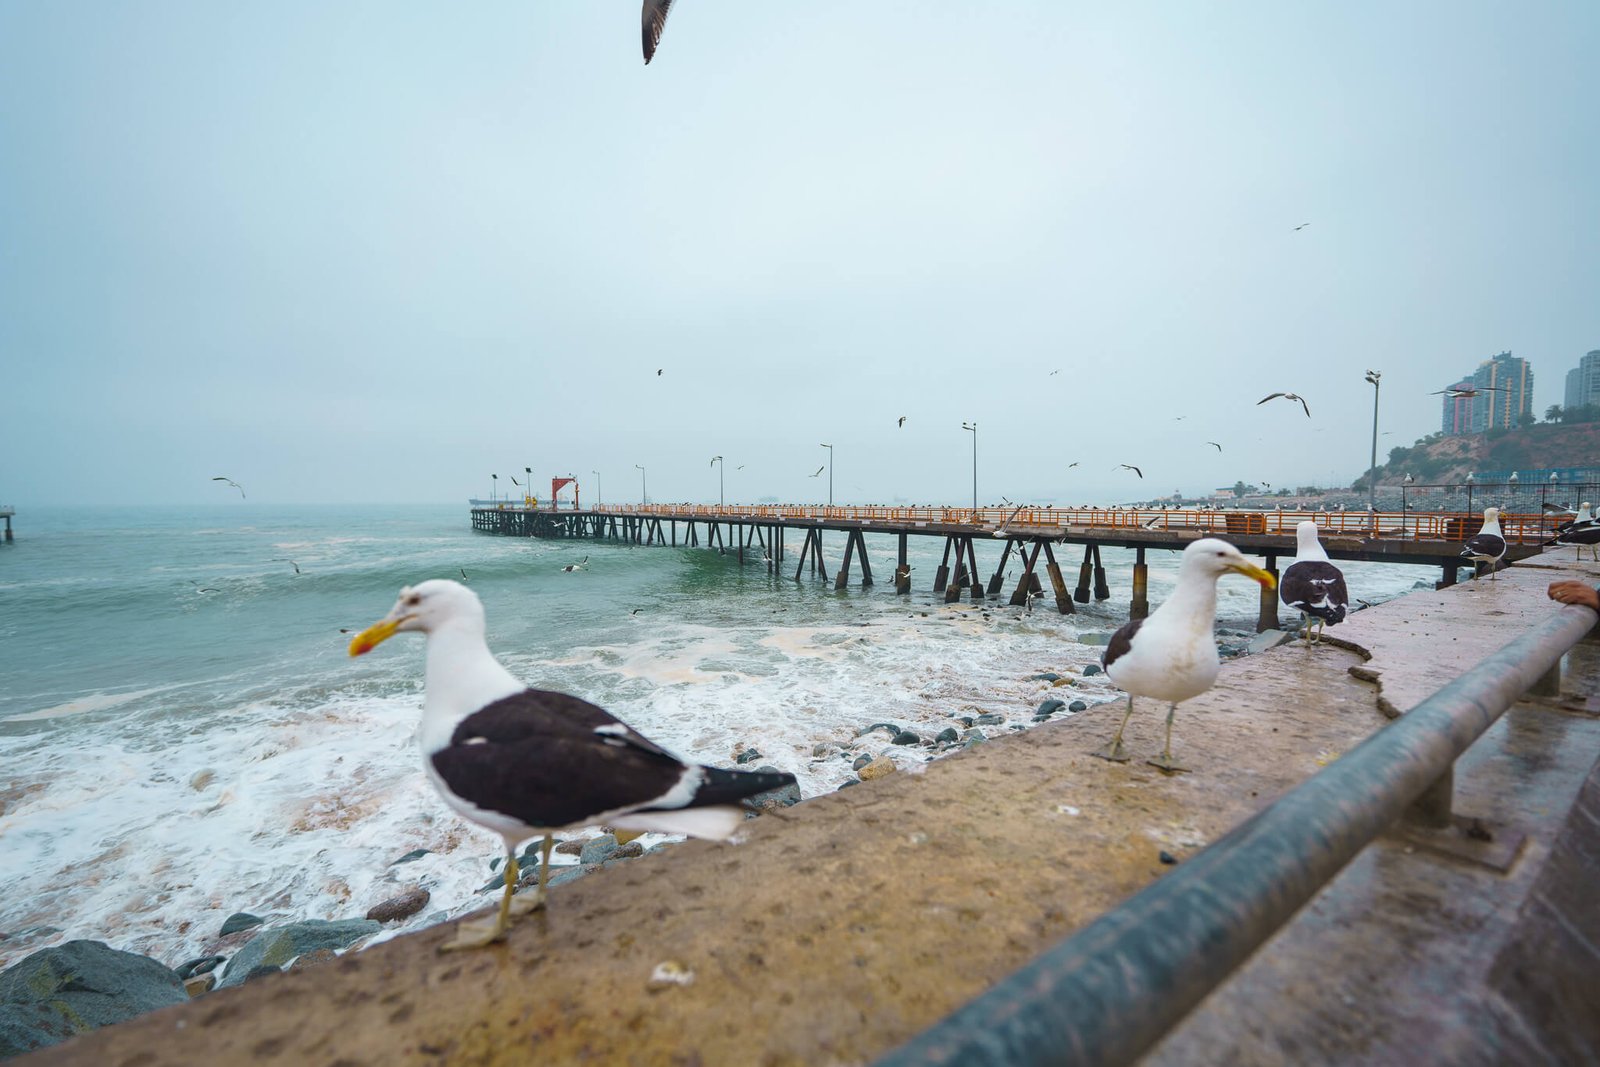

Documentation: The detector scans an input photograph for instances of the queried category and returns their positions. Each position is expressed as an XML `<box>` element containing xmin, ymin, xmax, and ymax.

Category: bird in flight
<box><xmin>189</xmin><ymin>580</ymin><xmax>219</xmax><ymax>594</ymax></box>
<box><xmin>1206</xmin><ymin>442</ymin><xmax>1223</xmax><ymax>452</ymax></box>
<box><xmin>459</xmin><ymin>568</ymin><xmax>469</xmax><ymax>583</ymax></box>
<box><xmin>211</xmin><ymin>477</ymin><xmax>245</xmax><ymax>498</ymax></box>
<box><xmin>1117</xmin><ymin>464</ymin><xmax>1144</xmax><ymax>479</ymax></box>
<box><xmin>897</xmin><ymin>416</ymin><xmax>907</xmax><ymax>428</ymax></box>
<box><xmin>272</xmin><ymin>558</ymin><xmax>301</xmax><ymax>575</ymax></box>
<box><xmin>1257</xmin><ymin>392</ymin><xmax>1312</xmax><ymax>417</ymax></box>
<box><xmin>1049</xmin><ymin>370</ymin><xmax>1060</xmax><ymax>376</ymax></box>
<box><xmin>1293</xmin><ymin>222</ymin><xmax>1310</xmax><ymax>231</ymax></box>
<box><xmin>1431</xmin><ymin>386</ymin><xmax>1504</xmax><ymax>399</ymax></box>
<box><xmin>642</xmin><ymin>0</ymin><xmax>674</xmax><ymax>64</ymax></box>
<box><xmin>656</xmin><ymin>368</ymin><xmax>663</xmax><ymax>376</ymax></box>
<box><xmin>1066</xmin><ymin>462</ymin><xmax>1080</xmax><ymax>469</ymax></box>
<box><xmin>810</xmin><ymin>466</ymin><xmax>825</xmax><ymax>477</ymax></box>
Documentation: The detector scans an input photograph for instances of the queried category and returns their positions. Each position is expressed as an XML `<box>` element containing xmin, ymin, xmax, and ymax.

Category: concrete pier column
<box><xmin>1131</xmin><ymin>546</ymin><xmax>1149</xmax><ymax>620</ymax></box>
<box><xmin>1075</xmin><ymin>544</ymin><xmax>1093</xmax><ymax>603</ymax></box>
<box><xmin>1406</xmin><ymin>765</ymin><xmax>1454</xmax><ymax>828</ymax></box>
<box><xmin>834</xmin><ymin>531</ymin><xmax>856</xmax><ymax>590</ymax></box>
<box><xmin>966</xmin><ymin>540</ymin><xmax>984</xmax><ymax>601</ymax></box>
<box><xmin>1257</xmin><ymin>554</ymin><xmax>1280</xmax><ymax>633</ymax></box>
<box><xmin>934</xmin><ymin>537</ymin><xmax>953</xmax><ymax>593</ymax></box>
<box><xmin>895</xmin><ymin>534</ymin><xmax>910</xmax><ymax>595</ymax></box>
<box><xmin>987</xmin><ymin>540</ymin><xmax>1014</xmax><ymax>595</ymax></box>
<box><xmin>1438</xmin><ymin>559</ymin><xmax>1458</xmax><ymax>589</ymax></box>
<box><xmin>1092</xmin><ymin>545</ymin><xmax>1110</xmax><ymax>601</ymax></box>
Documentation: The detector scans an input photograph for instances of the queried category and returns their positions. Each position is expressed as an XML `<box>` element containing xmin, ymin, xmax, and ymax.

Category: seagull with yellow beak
<box><xmin>1093</xmin><ymin>538</ymin><xmax>1276</xmax><ymax>772</ymax></box>
<box><xmin>349</xmin><ymin>579</ymin><xmax>796</xmax><ymax>950</ymax></box>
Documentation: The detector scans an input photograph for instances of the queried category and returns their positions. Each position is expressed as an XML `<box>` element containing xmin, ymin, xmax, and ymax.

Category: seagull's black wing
<box><xmin>1295</xmin><ymin>395</ymin><xmax>1312</xmax><ymax>417</ymax></box>
<box><xmin>432</xmin><ymin>688</ymin><xmax>792</xmax><ymax>829</ymax></box>
<box><xmin>1280</xmin><ymin>561</ymin><xmax>1348</xmax><ymax>624</ymax></box>
<box><xmin>1103</xmin><ymin>618</ymin><xmax>1145</xmax><ymax>671</ymax></box>
<box><xmin>1462</xmin><ymin>533</ymin><xmax>1506</xmax><ymax>558</ymax></box>
<box><xmin>1257</xmin><ymin>393</ymin><xmax>1285</xmax><ymax>405</ymax></box>
<box><xmin>642</xmin><ymin>0</ymin><xmax>673</xmax><ymax>64</ymax></box>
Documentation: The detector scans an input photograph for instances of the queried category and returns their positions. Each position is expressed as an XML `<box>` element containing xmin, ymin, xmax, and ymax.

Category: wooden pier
<box><xmin>1</xmin><ymin>504</ymin><xmax>12</xmax><ymax>543</ymax></box>
<box><xmin>471</xmin><ymin>503</ymin><xmax>1557</xmax><ymax>632</ymax></box>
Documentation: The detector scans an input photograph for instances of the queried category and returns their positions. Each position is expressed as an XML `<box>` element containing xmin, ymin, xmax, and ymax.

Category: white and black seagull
<box><xmin>1279</xmin><ymin>522</ymin><xmax>1348</xmax><ymax>643</ymax></box>
<box><xmin>1460</xmin><ymin>507</ymin><xmax>1506</xmax><ymax>580</ymax></box>
<box><xmin>1550</xmin><ymin>502</ymin><xmax>1599</xmax><ymax>561</ymax></box>
<box><xmin>642</xmin><ymin>0</ymin><xmax>674</xmax><ymax>64</ymax></box>
<box><xmin>561</xmin><ymin>556</ymin><xmax>589</xmax><ymax>573</ymax></box>
<box><xmin>1095</xmin><ymin>539</ymin><xmax>1275</xmax><ymax>772</ymax></box>
<box><xmin>349</xmin><ymin>580</ymin><xmax>795</xmax><ymax>950</ymax></box>
<box><xmin>1256</xmin><ymin>392</ymin><xmax>1312</xmax><ymax>417</ymax></box>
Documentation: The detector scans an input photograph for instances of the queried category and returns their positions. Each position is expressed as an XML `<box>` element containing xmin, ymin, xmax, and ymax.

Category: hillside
<box><xmin>1359</xmin><ymin>421</ymin><xmax>1600</xmax><ymax>486</ymax></box>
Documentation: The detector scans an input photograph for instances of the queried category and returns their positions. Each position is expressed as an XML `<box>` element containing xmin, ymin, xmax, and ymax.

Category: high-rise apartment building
<box><xmin>1440</xmin><ymin>379</ymin><xmax>1474</xmax><ymax>435</ymax></box>
<box><xmin>1565</xmin><ymin>350</ymin><xmax>1600</xmax><ymax>411</ymax></box>
<box><xmin>1469</xmin><ymin>351</ymin><xmax>1533</xmax><ymax>432</ymax></box>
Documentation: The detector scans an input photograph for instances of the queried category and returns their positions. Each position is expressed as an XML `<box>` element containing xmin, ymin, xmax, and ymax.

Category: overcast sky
<box><xmin>3</xmin><ymin>2</ymin><xmax>1597</xmax><ymax>507</ymax></box>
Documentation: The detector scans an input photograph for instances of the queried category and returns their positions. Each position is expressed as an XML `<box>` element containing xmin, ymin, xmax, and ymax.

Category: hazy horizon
<box><xmin>4</xmin><ymin>2</ymin><xmax>1597</xmax><ymax>507</ymax></box>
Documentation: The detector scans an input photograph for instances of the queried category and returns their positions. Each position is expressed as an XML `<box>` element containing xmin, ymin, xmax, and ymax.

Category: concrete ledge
<box><xmin>22</xmin><ymin>551</ymin><xmax>1600</xmax><ymax>1066</ymax></box>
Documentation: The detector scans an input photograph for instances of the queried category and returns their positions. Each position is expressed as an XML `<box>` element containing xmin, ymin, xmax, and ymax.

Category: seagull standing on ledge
<box><xmin>1095</xmin><ymin>539</ymin><xmax>1275</xmax><ymax>772</ymax></box>
<box><xmin>1461</xmin><ymin>507</ymin><xmax>1506</xmax><ymax>580</ymax></box>
<box><xmin>1279</xmin><ymin>522</ymin><xmax>1348</xmax><ymax>643</ymax></box>
<box><xmin>349</xmin><ymin>580</ymin><xmax>795</xmax><ymax>950</ymax></box>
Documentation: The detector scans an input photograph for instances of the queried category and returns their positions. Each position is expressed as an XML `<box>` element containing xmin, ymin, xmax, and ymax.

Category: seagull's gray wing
<box><xmin>642</xmin><ymin>0</ymin><xmax>674</xmax><ymax>64</ymax></box>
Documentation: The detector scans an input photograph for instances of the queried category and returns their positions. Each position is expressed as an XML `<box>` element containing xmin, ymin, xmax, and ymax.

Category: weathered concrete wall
<box><xmin>19</xmin><ymin>551</ymin><xmax>1600</xmax><ymax>1066</ymax></box>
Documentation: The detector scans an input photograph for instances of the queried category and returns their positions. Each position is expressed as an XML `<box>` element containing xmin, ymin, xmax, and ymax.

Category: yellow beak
<box><xmin>1227</xmin><ymin>561</ymin><xmax>1276</xmax><ymax>589</ymax></box>
<box><xmin>348</xmin><ymin>617</ymin><xmax>403</xmax><ymax>657</ymax></box>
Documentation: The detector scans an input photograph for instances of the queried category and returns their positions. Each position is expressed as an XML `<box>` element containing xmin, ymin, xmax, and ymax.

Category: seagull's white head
<box><xmin>348</xmin><ymin>579</ymin><xmax>484</xmax><ymax>656</ymax></box>
<box><xmin>1294</xmin><ymin>521</ymin><xmax>1326</xmax><ymax>556</ymax></box>
<box><xmin>1180</xmin><ymin>538</ymin><xmax>1277</xmax><ymax>589</ymax></box>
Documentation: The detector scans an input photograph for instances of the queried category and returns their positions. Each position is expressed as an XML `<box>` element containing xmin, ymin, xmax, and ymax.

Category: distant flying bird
<box><xmin>897</xmin><ymin>416</ymin><xmax>907</xmax><ymax>428</ymax></box>
<box><xmin>736</xmin><ymin>465</ymin><xmax>745</xmax><ymax>470</ymax></box>
<box><xmin>561</xmin><ymin>556</ymin><xmax>589</xmax><ymax>573</ymax></box>
<box><xmin>1117</xmin><ymin>464</ymin><xmax>1144</xmax><ymax>479</ymax></box>
<box><xmin>1293</xmin><ymin>222</ymin><xmax>1310</xmax><ymax>231</ymax></box>
<box><xmin>459</xmin><ymin>568</ymin><xmax>469</xmax><ymax>583</ymax></box>
<box><xmin>631</xmin><ymin>608</ymin><xmax>643</xmax><ymax>615</ymax></box>
<box><xmin>509</xmin><ymin>476</ymin><xmax>521</xmax><ymax>487</ymax></box>
<box><xmin>1066</xmin><ymin>462</ymin><xmax>1080</xmax><ymax>469</ymax></box>
<box><xmin>272</xmin><ymin>559</ymin><xmax>301</xmax><ymax>575</ymax></box>
<box><xmin>211</xmin><ymin>477</ymin><xmax>245</xmax><ymax>498</ymax></box>
<box><xmin>642</xmin><ymin>0</ymin><xmax>674</xmax><ymax>64</ymax></box>
<box><xmin>810</xmin><ymin>466</ymin><xmax>825</xmax><ymax>477</ymax></box>
<box><xmin>1206</xmin><ymin>442</ymin><xmax>1222</xmax><ymax>452</ymax></box>
<box><xmin>656</xmin><ymin>368</ymin><xmax>663</xmax><ymax>376</ymax></box>
<box><xmin>1049</xmin><ymin>370</ymin><xmax>1060</xmax><ymax>376</ymax></box>
<box><xmin>1257</xmin><ymin>392</ymin><xmax>1312</xmax><ymax>417</ymax></box>
<box><xmin>1431</xmin><ymin>386</ymin><xmax>1504</xmax><ymax>399</ymax></box>
<box><xmin>189</xmin><ymin>580</ymin><xmax>219</xmax><ymax>594</ymax></box>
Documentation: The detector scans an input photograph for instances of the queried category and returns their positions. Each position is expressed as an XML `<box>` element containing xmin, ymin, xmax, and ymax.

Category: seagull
<box><xmin>348</xmin><ymin>580</ymin><xmax>795</xmax><ymax>949</ymax></box>
<box><xmin>189</xmin><ymin>580</ymin><xmax>219</xmax><ymax>594</ymax></box>
<box><xmin>642</xmin><ymin>0</ymin><xmax>674</xmax><ymax>64</ymax></box>
<box><xmin>211</xmin><ymin>477</ymin><xmax>245</xmax><ymax>499</ymax></box>
<box><xmin>1280</xmin><ymin>522</ymin><xmax>1348</xmax><ymax>644</ymax></box>
<box><xmin>630</xmin><ymin>608</ymin><xmax>643</xmax><ymax>615</ymax></box>
<box><xmin>736</xmin><ymin>465</ymin><xmax>745</xmax><ymax>470</ymax></box>
<box><xmin>897</xmin><ymin>416</ymin><xmax>907</xmax><ymax>428</ymax></box>
<box><xmin>1206</xmin><ymin>442</ymin><xmax>1222</xmax><ymax>452</ymax></box>
<box><xmin>281</xmin><ymin>560</ymin><xmax>301</xmax><ymax>575</ymax></box>
<box><xmin>459</xmin><ymin>569</ymin><xmax>469</xmax><ymax>583</ymax></box>
<box><xmin>656</xmin><ymin>368</ymin><xmax>663</xmax><ymax>376</ymax></box>
<box><xmin>1257</xmin><ymin>393</ymin><xmax>1312</xmax><ymax>417</ymax></box>
<box><xmin>1066</xmin><ymin>462</ymin><xmax>1080</xmax><ymax>469</ymax></box>
<box><xmin>1460</xmin><ymin>507</ymin><xmax>1506</xmax><ymax>580</ymax></box>
<box><xmin>810</xmin><ymin>466</ymin><xmax>825</xmax><ymax>477</ymax></box>
<box><xmin>1117</xmin><ymin>464</ymin><xmax>1144</xmax><ymax>479</ymax></box>
<box><xmin>1293</xmin><ymin>222</ymin><xmax>1310</xmax><ymax>231</ymax></box>
<box><xmin>1049</xmin><ymin>370</ymin><xmax>1061</xmax><ymax>376</ymax></box>
<box><xmin>1095</xmin><ymin>539</ymin><xmax>1276</xmax><ymax>771</ymax></box>
<box><xmin>561</xmin><ymin>556</ymin><xmax>589</xmax><ymax>573</ymax></box>
<box><xmin>1431</xmin><ymin>386</ymin><xmax>1504</xmax><ymax>399</ymax></box>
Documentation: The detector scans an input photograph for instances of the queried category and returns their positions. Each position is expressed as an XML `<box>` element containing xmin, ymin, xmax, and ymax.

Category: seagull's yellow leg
<box><xmin>1147</xmin><ymin>702</ymin><xmax>1190</xmax><ymax>773</ymax></box>
<box><xmin>507</xmin><ymin>834</ymin><xmax>553</xmax><ymax>916</ymax></box>
<box><xmin>440</xmin><ymin>852</ymin><xmax>519</xmax><ymax>952</ymax></box>
<box><xmin>1093</xmin><ymin>695</ymin><xmax>1135</xmax><ymax>762</ymax></box>
<box><xmin>1299</xmin><ymin>611</ymin><xmax>1312</xmax><ymax>644</ymax></box>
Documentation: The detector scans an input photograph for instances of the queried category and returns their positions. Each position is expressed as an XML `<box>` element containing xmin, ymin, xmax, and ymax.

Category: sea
<box><xmin>0</xmin><ymin>504</ymin><xmax>1433</xmax><ymax>968</ymax></box>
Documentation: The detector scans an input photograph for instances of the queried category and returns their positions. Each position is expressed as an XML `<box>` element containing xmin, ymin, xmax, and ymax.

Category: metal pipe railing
<box><xmin>875</xmin><ymin>604</ymin><xmax>1599</xmax><ymax>1067</ymax></box>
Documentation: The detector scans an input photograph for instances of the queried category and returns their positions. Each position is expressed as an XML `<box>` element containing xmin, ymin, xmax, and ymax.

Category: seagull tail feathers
<box><xmin>611</xmin><ymin>807</ymin><xmax>745</xmax><ymax>841</ymax></box>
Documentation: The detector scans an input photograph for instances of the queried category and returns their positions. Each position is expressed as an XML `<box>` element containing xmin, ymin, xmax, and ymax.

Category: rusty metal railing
<box><xmin>872</xmin><ymin>603</ymin><xmax>1599</xmax><ymax>1067</ymax></box>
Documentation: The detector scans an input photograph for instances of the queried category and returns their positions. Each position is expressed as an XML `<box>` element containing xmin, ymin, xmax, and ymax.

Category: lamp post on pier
<box><xmin>711</xmin><ymin>455</ymin><xmax>724</xmax><ymax>507</ymax></box>
<box><xmin>961</xmin><ymin>421</ymin><xmax>978</xmax><ymax>510</ymax></box>
<box><xmin>1364</xmin><ymin>370</ymin><xmax>1381</xmax><ymax>511</ymax></box>
<box><xmin>524</xmin><ymin>466</ymin><xmax>533</xmax><ymax>507</ymax></box>
<box><xmin>820</xmin><ymin>444</ymin><xmax>833</xmax><ymax>506</ymax></box>
<box><xmin>635</xmin><ymin>464</ymin><xmax>647</xmax><ymax>505</ymax></box>
<box><xmin>491</xmin><ymin>473</ymin><xmax>498</xmax><ymax>503</ymax></box>
<box><xmin>1545</xmin><ymin>470</ymin><xmax>1557</xmax><ymax>511</ymax></box>
<box><xmin>1508</xmin><ymin>471</ymin><xmax>1520</xmax><ymax>512</ymax></box>
<box><xmin>592</xmin><ymin>470</ymin><xmax>602</xmax><ymax>506</ymax></box>
<box><xmin>1465</xmin><ymin>472</ymin><xmax>1474</xmax><ymax>518</ymax></box>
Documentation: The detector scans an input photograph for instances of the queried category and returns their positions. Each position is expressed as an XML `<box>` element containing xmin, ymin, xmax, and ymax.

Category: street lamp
<box><xmin>820</xmin><ymin>443</ymin><xmax>833</xmax><ymax>506</ymax></box>
<box><xmin>524</xmin><ymin>466</ymin><xmax>533</xmax><ymax>507</ymax></box>
<box><xmin>635</xmin><ymin>464</ymin><xmax>647</xmax><ymax>506</ymax></box>
<box><xmin>491</xmin><ymin>473</ymin><xmax>498</xmax><ymax>503</ymax></box>
<box><xmin>1402</xmin><ymin>472</ymin><xmax>1413</xmax><ymax>523</ymax></box>
<box><xmin>592</xmin><ymin>470</ymin><xmax>602</xmax><ymax>506</ymax></box>
<box><xmin>960</xmin><ymin>422</ymin><xmax>978</xmax><ymax>510</ymax></box>
<box><xmin>1364</xmin><ymin>370</ymin><xmax>1381</xmax><ymax>511</ymax></box>
<box><xmin>1545</xmin><ymin>470</ymin><xmax>1558</xmax><ymax>511</ymax></box>
<box><xmin>710</xmin><ymin>455</ymin><xmax>724</xmax><ymax>507</ymax></box>
<box><xmin>1465</xmin><ymin>472</ymin><xmax>1474</xmax><ymax>518</ymax></box>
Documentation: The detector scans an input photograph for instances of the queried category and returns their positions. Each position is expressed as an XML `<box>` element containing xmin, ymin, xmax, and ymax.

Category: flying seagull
<box><xmin>1095</xmin><ymin>540</ymin><xmax>1276</xmax><ymax>771</ymax></box>
<box><xmin>1293</xmin><ymin>222</ymin><xmax>1310</xmax><ymax>231</ymax></box>
<box><xmin>459</xmin><ymin>568</ymin><xmax>469</xmax><ymax>583</ymax></box>
<box><xmin>211</xmin><ymin>477</ymin><xmax>245</xmax><ymax>498</ymax></box>
<box><xmin>347</xmin><ymin>580</ymin><xmax>794</xmax><ymax>949</ymax></box>
<box><xmin>897</xmin><ymin>416</ymin><xmax>907</xmax><ymax>428</ymax></box>
<box><xmin>1206</xmin><ymin>442</ymin><xmax>1222</xmax><ymax>452</ymax></box>
<box><xmin>642</xmin><ymin>0</ymin><xmax>674</xmax><ymax>64</ymax></box>
<box><xmin>1066</xmin><ymin>462</ymin><xmax>1080</xmax><ymax>469</ymax></box>
<box><xmin>189</xmin><ymin>580</ymin><xmax>219</xmax><ymax>594</ymax></box>
<box><xmin>810</xmin><ymin>466</ymin><xmax>825</xmax><ymax>477</ymax></box>
<box><xmin>1117</xmin><ymin>464</ymin><xmax>1144</xmax><ymax>479</ymax></box>
<box><xmin>1431</xmin><ymin>386</ymin><xmax>1504</xmax><ymax>399</ymax></box>
<box><xmin>271</xmin><ymin>559</ymin><xmax>301</xmax><ymax>575</ymax></box>
<box><xmin>561</xmin><ymin>556</ymin><xmax>589</xmax><ymax>573</ymax></box>
<box><xmin>1257</xmin><ymin>392</ymin><xmax>1312</xmax><ymax>417</ymax></box>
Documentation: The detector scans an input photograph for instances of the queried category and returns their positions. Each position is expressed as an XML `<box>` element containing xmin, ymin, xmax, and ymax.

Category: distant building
<box><xmin>1564</xmin><ymin>350</ymin><xmax>1600</xmax><ymax>411</ymax></box>
<box><xmin>1440</xmin><ymin>379</ymin><xmax>1474</xmax><ymax>435</ymax></box>
<box><xmin>1469</xmin><ymin>352</ymin><xmax>1533</xmax><ymax>432</ymax></box>
<box><xmin>1211</xmin><ymin>488</ymin><xmax>1236</xmax><ymax>500</ymax></box>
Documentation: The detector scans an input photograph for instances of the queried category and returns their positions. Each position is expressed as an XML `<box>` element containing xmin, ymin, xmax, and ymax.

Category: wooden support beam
<box><xmin>1257</xmin><ymin>553</ymin><xmax>1280</xmax><ymax>633</ymax></box>
<box><xmin>1092</xmin><ymin>544</ymin><xmax>1110</xmax><ymax>600</ymax></box>
<box><xmin>987</xmin><ymin>539</ymin><xmax>1016</xmax><ymax>595</ymax></box>
<box><xmin>834</xmin><ymin>529</ymin><xmax>857</xmax><ymax>590</ymax></box>
<box><xmin>1010</xmin><ymin>541</ymin><xmax>1043</xmax><ymax>605</ymax></box>
<box><xmin>945</xmin><ymin>537</ymin><xmax>969</xmax><ymax>603</ymax></box>
<box><xmin>934</xmin><ymin>537</ymin><xmax>954</xmax><ymax>593</ymax></box>
<box><xmin>965</xmin><ymin>537</ymin><xmax>983</xmax><ymax>601</ymax></box>
<box><xmin>1041</xmin><ymin>541</ymin><xmax>1076</xmax><ymax>615</ymax></box>
<box><xmin>858</xmin><ymin>531</ymin><xmax>874</xmax><ymax>587</ymax></box>
<box><xmin>895</xmin><ymin>533</ymin><xmax>910</xmax><ymax>595</ymax></box>
<box><xmin>1131</xmin><ymin>545</ymin><xmax>1150</xmax><ymax>620</ymax></box>
<box><xmin>794</xmin><ymin>530</ymin><xmax>812</xmax><ymax>582</ymax></box>
<box><xmin>1075</xmin><ymin>543</ymin><xmax>1094</xmax><ymax>603</ymax></box>
<box><xmin>813</xmin><ymin>530</ymin><xmax>828</xmax><ymax>582</ymax></box>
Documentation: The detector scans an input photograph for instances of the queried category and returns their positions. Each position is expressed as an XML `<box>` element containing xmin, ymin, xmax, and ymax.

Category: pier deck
<box><xmin>30</xmin><ymin>548</ymin><xmax>1600</xmax><ymax>1066</ymax></box>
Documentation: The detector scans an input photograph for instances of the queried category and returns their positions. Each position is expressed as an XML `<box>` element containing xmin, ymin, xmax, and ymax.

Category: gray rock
<box><xmin>366</xmin><ymin>887</ymin><xmax>430</xmax><ymax>923</ymax></box>
<box><xmin>183</xmin><ymin>972</ymin><xmax>215</xmax><ymax>997</ymax></box>
<box><xmin>973</xmin><ymin>713</ymin><xmax>1005</xmax><ymax>726</ymax></box>
<box><xmin>244</xmin><ymin>965</ymin><xmax>282</xmax><ymax>983</ymax></box>
<box><xmin>0</xmin><ymin>940</ymin><xmax>187</xmax><ymax>1057</ymax></box>
<box><xmin>553</xmin><ymin>838</ymin><xmax>585</xmax><ymax>856</ymax></box>
<box><xmin>1245</xmin><ymin>629</ymin><xmax>1295</xmax><ymax>654</ymax></box>
<box><xmin>1082</xmin><ymin>664</ymin><xmax>1103</xmax><ymax>677</ymax></box>
<box><xmin>935</xmin><ymin>727</ymin><xmax>960</xmax><ymax>743</ymax></box>
<box><xmin>611</xmin><ymin>841</ymin><xmax>646</xmax><ymax>860</ymax></box>
<box><xmin>174</xmin><ymin>955</ymin><xmax>226</xmax><ymax>980</ymax></box>
<box><xmin>734</xmin><ymin>747</ymin><xmax>763</xmax><ymax>765</ymax></box>
<box><xmin>547</xmin><ymin>866</ymin><xmax>588</xmax><ymax>889</ymax></box>
<box><xmin>1036</xmin><ymin>699</ymin><xmax>1066</xmax><ymax>716</ymax></box>
<box><xmin>811</xmin><ymin>742</ymin><xmax>836</xmax><ymax>758</ymax></box>
<box><xmin>852</xmin><ymin>753</ymin><xmax>874</xmax><ymax>771</ymax></box>
<box><xmin>1028</xmin><ymin>672</ymin><xmax>1062</xmax><ymax>682</ymax></box>
<box><xmin>219</xmin><ymin>912</ymin><xmax>263</xmax><ymax>936</ymax></box>
<box><xmin>389</xmin><ymin>848</ymin><xmax>431</xmax><ymax>865</ymax></box>
<box><xmin>1068</xmin><ymin>700</ymin><xmax>1088</xmax><ymax>712</ymax></box>
<box><xmin>580</xmin><ymin>834</ymin><xmax>619</xmax><ymax>865</ymax></box>
<box><xmin>890</xmin><ymin>730</ymin><xmax>921</xmax><ymax>745</ymax></box>
<box><xmin>858</xmin><ymin>722</ymin><xmax>901</xmax><ymax>737</ymax></box>
<box><xmin>216</xmin><ymin>920</ymin><xmax>381</xmax><ymax>989</ymax></box>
